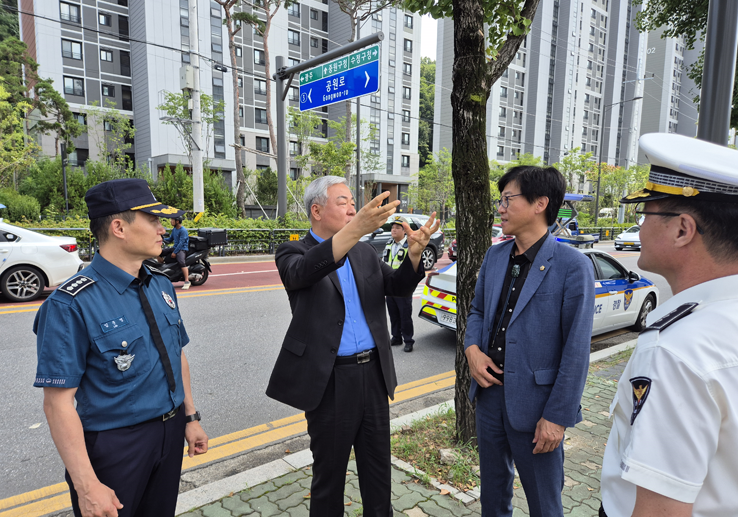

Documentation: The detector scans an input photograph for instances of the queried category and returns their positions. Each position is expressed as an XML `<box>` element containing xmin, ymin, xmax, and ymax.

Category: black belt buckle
<box><xmin>356</xmin><ymin>350</ymin><xmax>371</xmax><ymax>364</ymax></box>
<box><xmin>162</xmin><ymin>407</ymin><xmax>179</xmax><ymax>422</ymax></box>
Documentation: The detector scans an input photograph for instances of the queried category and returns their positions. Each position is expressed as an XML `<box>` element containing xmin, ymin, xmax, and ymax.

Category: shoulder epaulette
<box><xmin>643</xmin><ymin>302</ymin><xmax>699</xmax><ymax>333</ymax></box>
<box><xmin>147</xmin><ymin>266</ymin><xmax>169</xmax><ymax>277</ymax></box>
<box><xmin>58</xmin><ymin>275</ymin><xmax>95</xmax><ymax>296</ymax></box>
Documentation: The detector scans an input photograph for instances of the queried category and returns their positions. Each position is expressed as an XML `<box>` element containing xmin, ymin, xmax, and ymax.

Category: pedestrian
<box><xmin>34</xmin><ymin>178</ymin><xmax>208</xmax><ymax>517</ymax></box>
<box><xmin>464</xmin><ymin>166</ymin><xmax>594</xmax><ymax>517</ymax></box>
<box><xmin>383</xmin><ymin>215</ymin><xmax>415</xmax><ymax>352</ymax></box>
<box><xmin>600</xmin><ymin>134</ymin><xmax>738</xmax><ymax>517</ymax></box>
<box><xmin>162</xmin><ymin>216</ymin><xmax>191</xmax><ymax>289</ymax></box>
<box><xmin>265</xmin><ymin>176</ymin><xmax>439</xmax><ymax>517</ymax></box>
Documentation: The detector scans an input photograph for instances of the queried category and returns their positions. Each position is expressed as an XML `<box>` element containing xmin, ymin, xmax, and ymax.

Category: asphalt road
<box><xmin>0</xmin><ymin>242</ymin><xmax>669</xmax><ymax>502</ymax></box>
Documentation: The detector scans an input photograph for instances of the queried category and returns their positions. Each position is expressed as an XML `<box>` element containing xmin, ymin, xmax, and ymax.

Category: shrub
<box><xmin>0</xmin><ymin>188</ymin><xmax>41</xmax><ymax>221</ymax></box>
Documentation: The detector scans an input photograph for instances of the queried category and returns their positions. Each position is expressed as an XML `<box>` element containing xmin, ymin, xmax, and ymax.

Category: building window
<box><xmin>498</xmin><ymin>126</ymin><xmax>505</xmax><ymax>137</ymax></box>
<box><xmin>104</xmin><ymin>120</ymin><xmax>113</xmax><ymax>131</ymax></box>
<box><xmin>102</xmin><ymin>84</ymin><xmax>115</xmax><ymax>97</ymax></box>
<box><xmin>239</xmin><ymin>106</ymin><xmax>243</xmax><ymax>117</ymax></box>
<box><xmin>287</xmin><ymin>2</ymin><xmax>300</xmax><ymax>17</ymax></box>
<box><xmin>100</xmin><ymin>49</ymin><xmax>114</xmax><ymax>62</ymax></box>
<box><xmin>61</xmin><ymin>40</ymin><xmax>82</xmax><ymax>60</ymax></box>
<box><xmin>401</xmin><ymin>132</ymin><xmax>410</xmax><ymax>145</ymax></box>
<box><xmin>235</xmin><ymin>47</ymin><xmax>242</xmax><ymax>57</ymax></box>
<box><xmin>63</xmin><ymin>76</ymin><xmax>84</xmax><ymax>96</ymax></box>
<box><xmin>60</xmin><ymin>2</ymin><xmax>80</xmax><ymax>23</ymax></box>
<box><xmin>290</xmin><ymin>167</ymin><xmax>299</xmax><ymax>180</ymax></box>
<box><xmin>404</xmin><ymin>14</ymin><xmax>413</xmax><ymax>28</ymax></box>
<box><xmin>310</xmin><ymin>8</ymin><xmax>318</xmax><ymax>20</ymax></box>
<box><xmin>288</xmin><ymin>30</ymin><xmax>300</xmax><ymax>46</ymax></box>
<box><xmin>120</xmin><ymin>51</ymin><xmax>130</xmax><ymax>76</ymax></box>
<box><xmin>254</xmin><ymin>79</ymin><xmax>267</xmax><ymax>95</ymax></box>
<box><xmin>255</xmin><ymin>137</ymin><xmax>269</xmax><ymax>153</ymax></box>
<box><xmin>402</xmin><ymin>110</ymin><xmax>410</xmax><ymax>123</ymax></box>
<box><xmin>289</xmin><ymin>141</ymin><xmax>301</xmax><ymax>155</ymax></box>
<box><xmin>403</xmin><ymin>87</ymin><xmax>411</xmax><ymax>100</ymax></box>
<box><xmin>255</xmin><ymin>108</ymin><xmax>268</xmax><ymax>124</ymax></box>
<box><xmin>499</xmin><ymin>106</ymin><xmax>507</xmax><ymax>117</ymax></box>
<box><xmin>288</xmin><ymin>58</ymin><xmax>300</xmax><ymax>67</ymax></box>
<box><xmin>403</xmin><ymin>39</ymin><xmax>412</xmax><ymax>52</ymax></box>
<box><xmin>290</xmin><ymin>87</ymin><xmax>299</xmax><ymax>101</ymax></box>
<box><xmin>310</xmin><ymin>37</ymin><xmax>318</xmax><ymax>48</ymax></box>
<box><xmin>73</xmin><ymin>113</ymin><xmax>86</xmax><ymax>125</ymax></box>
<box><xmin>497</xmin><ymin>146</ymin><xmax>504</xmax><ymax>157</ymax></box>
<box><xmin>121</xmin><ymin>85</ymin><xmax>132</xmax><ymax>110</ymax></box>
<box><xmin>99</xmin><ymin>13</ymin><xmax>112</xmax><ymax>26</ymax></box>
<box><xmin>500</xmin><ymin>86</ymin><xmax>508</xmax><ymax>98</ymax></box>
<box><xmin>401</xmin><ymin>155</ymin><xmax>410</xmax><ymax>168</ymax></box>
<box><xmin>403</xmin><ymin>62</ymin><xmax>411</xmax><ymax>75</ymax></box>
<box><xmin>238</xmin><ymin>77</ymin><xmax>243</xmax><ymax>87</ymax></box>
<box><xmin>254</xmin><ymin>49</ymin><xmax>265</xmax><ymax>65</ymax></box>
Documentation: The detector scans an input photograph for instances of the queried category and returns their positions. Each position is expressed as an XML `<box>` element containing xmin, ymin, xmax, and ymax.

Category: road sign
<box><xmin>299</xmin><ymin>44</ymin><xmax>380</xmax><ymax>111</ymax></box>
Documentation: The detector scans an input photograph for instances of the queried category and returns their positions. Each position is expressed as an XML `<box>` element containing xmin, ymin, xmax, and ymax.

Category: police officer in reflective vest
<box><xmin>34</xmin><ymin>179</ymin><xmax>208</xmax><ymax>517</ymax></box>
<box><xmin>384</xmin><ymin>215</ymin><xmax>415</xmax><ymax>352</ymax></box>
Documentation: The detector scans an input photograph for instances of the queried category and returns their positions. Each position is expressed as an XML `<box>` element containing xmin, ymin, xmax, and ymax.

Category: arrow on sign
<box><xmin>365</xmin><ymin>71</ymin><xmax>370</xmax><ymax>88</ymax></box>
<box><xmin>308</xmin><ymin>89</ymin><xmax>312</xmax><ymax>102</ymax></box>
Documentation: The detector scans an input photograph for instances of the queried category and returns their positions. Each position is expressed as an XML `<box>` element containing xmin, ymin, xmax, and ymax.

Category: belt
<box><xmin>141</xmin><ymin>405</ymin><xmax>180</xmax><ymax>425</ymax></box>
<box><xmin>335</xmin><ymin>348</ymin><xmax>377</xmax><ymax>365</ymax></box>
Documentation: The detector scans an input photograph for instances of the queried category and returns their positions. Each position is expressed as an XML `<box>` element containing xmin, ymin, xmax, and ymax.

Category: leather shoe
<box><xmin>403</xmin><ymin>343</ymin><xmax>413</xmax><ymax>352</ymax></box>
<box><xmin>391</xmin><ymin>340</ymin><xmax>403</xmax><ymax>347</ymax></box>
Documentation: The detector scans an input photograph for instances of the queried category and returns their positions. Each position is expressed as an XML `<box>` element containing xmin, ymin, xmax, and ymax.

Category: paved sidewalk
<box><xmin>176</xmin><ymin>358</ymin><xmax>626</xmax><ymax>517</ymax></box>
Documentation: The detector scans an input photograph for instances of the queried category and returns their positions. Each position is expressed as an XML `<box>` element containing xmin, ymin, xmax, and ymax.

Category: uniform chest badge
<box><xmin>162</xmin><ymin>291</ymin><xmax>176</xmax><ymax>309</ymax></box>
<box><xmin>630</xmin><ymin>376</ymin><xmax>652</xmax><ymax>425</ymax></box>
<box><xmin>115</xmin><ymin>353</ymin><xmax>135</xmax><ymax>372</ymax></box>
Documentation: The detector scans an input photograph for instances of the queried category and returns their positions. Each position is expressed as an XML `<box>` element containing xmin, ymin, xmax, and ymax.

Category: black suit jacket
<box><xmin>266</xmin><ymin>233</ymin><xmax>425</xmax><ymax>411</ymax></box>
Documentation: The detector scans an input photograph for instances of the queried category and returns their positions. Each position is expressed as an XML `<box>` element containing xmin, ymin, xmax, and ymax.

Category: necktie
<box><xmin>136</xmin><ymin>270</ymin><xmax>176</xmax><ymax>392</ymax></box>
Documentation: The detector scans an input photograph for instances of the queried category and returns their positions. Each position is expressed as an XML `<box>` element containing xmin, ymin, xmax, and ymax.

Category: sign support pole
<box><xmin>355</xmin><ymin>22</ymin><xmax>362</xmax><ymax>210</ymax></box>
<box><xmin>276</xmin><ymin>55</ymin><xmax>288</xmax><ymax>218</ymax></box>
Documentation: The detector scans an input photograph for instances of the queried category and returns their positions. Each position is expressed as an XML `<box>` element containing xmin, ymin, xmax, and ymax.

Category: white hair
<box><xmin>304</xmin><ymin>176</ymin><xmax>348</xmax><ymax>220</ymax></box>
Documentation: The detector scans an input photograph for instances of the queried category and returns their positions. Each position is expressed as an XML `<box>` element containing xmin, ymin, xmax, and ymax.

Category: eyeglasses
<box><xmin>493</xmin><ymin>193</ymin><xmax>524</xmax><ymax>209</ymax></box>
<box><xmin>634</xmin><ymin>203</ymin><xmax>705</xmax><ymax>235</ymax></box>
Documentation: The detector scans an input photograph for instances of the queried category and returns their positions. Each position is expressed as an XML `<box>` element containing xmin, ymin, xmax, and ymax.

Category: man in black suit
<box><xmin>266</xmin><ymin>176</ymin><xmax>439</xmax><ymax>517</ymax></box>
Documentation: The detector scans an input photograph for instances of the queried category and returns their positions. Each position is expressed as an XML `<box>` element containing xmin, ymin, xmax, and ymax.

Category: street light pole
<box><xmin>594</xmin><ymin>96</ymin><xmax>642</xmax><ymax>225</ymax></box>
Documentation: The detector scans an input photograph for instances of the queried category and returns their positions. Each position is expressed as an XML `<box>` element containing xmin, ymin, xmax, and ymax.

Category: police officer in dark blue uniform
<box><xmin>34</xmin><ymin>179</ymin><xmax>208</xmax><ymax>517</ymax></box>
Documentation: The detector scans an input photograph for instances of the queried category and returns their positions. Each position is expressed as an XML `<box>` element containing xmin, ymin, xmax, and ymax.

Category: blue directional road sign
<box><xmin>299</xmin><ymin>45</ymin><xmax>380</xmax><ymax>111</ymax></box>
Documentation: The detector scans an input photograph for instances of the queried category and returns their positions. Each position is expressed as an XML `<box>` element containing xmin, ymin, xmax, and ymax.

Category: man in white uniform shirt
<box><xmin>599</xmin><ymin>133</ymin><xmax>738</xmax><ymax>517</ymax></box>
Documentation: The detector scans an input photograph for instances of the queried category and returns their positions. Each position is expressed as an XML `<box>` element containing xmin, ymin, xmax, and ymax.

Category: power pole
<box><xmin>276</xmin><ymin>56</ymin><xmax>288</xmax><ymax>218</ymax></box>
<box><xmin>189</xmin><ymin>0</ymin><xmax>205</xmax><ymax>214</ymax></box>
<box><xmin>355</xmin><ymin>22</ymin><xmax>362</xmax><ymax>210</ymax></box>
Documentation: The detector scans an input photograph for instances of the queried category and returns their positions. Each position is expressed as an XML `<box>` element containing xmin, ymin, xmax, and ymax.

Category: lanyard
<box><xmin>136</xmin><ymin>270</ymin><xmax>176</xmax><ymax>392</ymax></box>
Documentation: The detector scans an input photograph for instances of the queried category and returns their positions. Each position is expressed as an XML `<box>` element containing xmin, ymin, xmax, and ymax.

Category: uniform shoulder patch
<box><xmin>630</xmin><ymin>376</ymin><xmax>652</xmax><ymax>425</ymax></box>
<box><xmin>57</xmin><ymin>275</ymin><xmax>95</xmax><ymax>296</ymax></box>
<box><xmin>643</xmin><ymin>302</ymin><xmax>699</xmax><ymax>333</ymax></box>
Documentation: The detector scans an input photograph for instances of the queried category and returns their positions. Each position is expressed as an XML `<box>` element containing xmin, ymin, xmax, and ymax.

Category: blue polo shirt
<box><xmin>33</xmin><ymin>253</ymin><xmax>189</xmax><ymax>431</ymax></box>
<box><xmin>310</xmin><ymin>230</ymin><xmax>375</xmax><ymax>356</ymax></box>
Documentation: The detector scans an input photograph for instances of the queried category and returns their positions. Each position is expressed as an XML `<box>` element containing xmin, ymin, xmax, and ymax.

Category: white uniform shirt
<box><xmin>601</xmin><ymin>275</ymin><xmax>738</xmax><ymax>517</ymax></box>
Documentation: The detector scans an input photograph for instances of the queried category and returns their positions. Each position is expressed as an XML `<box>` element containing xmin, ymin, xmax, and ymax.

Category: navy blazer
<box><xmin>465</xmin><ymin>234</ymin><xmax>595</xmax><ymax>432</ymax></box>
<box><xmin>266</xmin><ymin>233</ymin><xmax>425</xmax><ymax>412</ymax></box>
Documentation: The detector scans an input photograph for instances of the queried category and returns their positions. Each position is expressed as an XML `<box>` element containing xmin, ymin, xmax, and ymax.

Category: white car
<box><xmin>0</xmin><ymin>221</ymin><xmax>84</xmax><ymax>302</ymax></box>
<box><xmin>614</xmin><ymin>225</ymin><xmax>641</xmax><ymax>251</ymax></box>
<box><xmin>418</xmin><ymin>248</ymin><xmax>659</xmax><ymax>337</ymax></box>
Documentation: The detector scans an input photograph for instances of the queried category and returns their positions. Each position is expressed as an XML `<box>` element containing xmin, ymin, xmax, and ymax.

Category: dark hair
<box><xmin>89</xmin><ymin>210</ymin><xmax>136</xmax><ymax>244</ymax></box>
<box><xmin>657</xmin><ymin>198</ymin><xmax>738</xmax><ymax>262</ymax></box>
<box><xmin>498</xmin><ymin>166</ymin><xmax>566</xmax><ymax>226</ymax></box>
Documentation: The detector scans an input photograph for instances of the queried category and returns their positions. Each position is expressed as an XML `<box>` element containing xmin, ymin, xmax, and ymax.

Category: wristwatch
<box><xmin>185</xmin><ymin>411</ymin><xmax>201</xmax><ymax>423</ymax></box>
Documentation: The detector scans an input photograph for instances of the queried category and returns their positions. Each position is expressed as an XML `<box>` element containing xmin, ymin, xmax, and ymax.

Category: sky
<box><xmin>420</xmin><ymin>14</ymin><xmax>438</xmax><ymax>60</ymax></box>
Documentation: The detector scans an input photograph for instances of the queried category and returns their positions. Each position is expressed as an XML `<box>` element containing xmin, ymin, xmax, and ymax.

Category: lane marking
<box><xmin>0</xmin><ymin>370</ymin><xmax>455</xmax><ymax>515</ymax></box>
<box><xmin>209</xmin><ymin>269</ymin><xmax>278</xmax><ymax>277</ymax></box>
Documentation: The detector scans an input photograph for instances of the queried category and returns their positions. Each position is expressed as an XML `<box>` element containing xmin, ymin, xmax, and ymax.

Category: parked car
<box><xmin>0</xmin><ymin>221</ymin><xmax>84</xmax><ymax>302</ymax></box>
<box><xmin>614</xmin><ymin>225</ymin><xmax>641</xmax><ymax>251</ymax></box>
<box><xmin>360</xmin><ymin>214</ymin><xmax>444</xmax><ymax>269</ymax></box>
<box><xmin>448</xmin><ymin>225</ymin><xmax>512</xmax><ymax>262</ymax></box>
<box><xmin>418</xmin><ymin>248</ymin><xmax>658</xmax><ymax>337</ymax></box>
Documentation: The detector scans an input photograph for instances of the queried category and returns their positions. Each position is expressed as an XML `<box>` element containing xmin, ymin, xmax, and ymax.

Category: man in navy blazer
<box><xmin>465</xmin><ymin>166</ymin><xmax>594</xmax><ymax>517</ymax></box>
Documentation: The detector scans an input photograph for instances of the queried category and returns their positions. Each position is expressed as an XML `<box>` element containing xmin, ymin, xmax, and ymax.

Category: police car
<box><xmin>418</xmin><ymin>249</ymin><xmax>658</xmax><ymax>336</ymax></box>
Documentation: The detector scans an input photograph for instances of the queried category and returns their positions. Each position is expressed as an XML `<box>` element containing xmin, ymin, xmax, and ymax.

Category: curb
<box><xmin>174</xmin><ymin>338</ymin><xmax>638</xmax><ymax>514</ymax></box>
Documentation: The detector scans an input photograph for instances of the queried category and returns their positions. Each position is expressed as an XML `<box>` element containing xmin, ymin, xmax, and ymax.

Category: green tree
<box><xmin>552</xmin><ymin>147</ymin><xmax>595</xmax><ymax>193</ymax></box>
<box><xmin>405</xmin><ymin>0</ymin><xmax>540</xmax><ymax>443</ymax></box>
<box><xmin>0</xmin><ymin>1</ymin><xmax>19</xmax><ymax>43</ymax></box>
<box><xmin>407</xmin><ymin>148</ymin><xmax>454</xmax><ymax>217</ymax></box>
<box><xmin>255</xmin><ymin>167</ymin><xmax>278</xmax><ymax>205</ymax></box>
<box><xmin>87</xmin><ymin>100</ymin><xmax>136</xmax><ymax>174</ymax></box>
<box><xmin>308</xmin><ymin>115</ymin><xmax>380</xmax><ymax>179</ymax></box>
<box><xmin>151</xmin><ymin>164</ymin><xmax>194</xmax><ymax>211</ymax></box>
<box><xmin>288</xmin><ymin>106</ymin><xmax>322</xmax><ymax>171</ymax></box>
<box><xmin>0</xmin><ymin>82</ymin><xmax>37</xmax><ymax>189</ymax></box>
<box><xmin>634</xmin><ymin>0</ymin><xmax>738</xmax><ymax>129</ymax></box>
<box><xmin>419</xmin><ymin>58</ymin><xmax>435</xmax><ymax>168</ymax></box>
<box><xmin>32</xmin><ymin>80</ymin><xmax>85</xmax><ymax>155</ymax></box>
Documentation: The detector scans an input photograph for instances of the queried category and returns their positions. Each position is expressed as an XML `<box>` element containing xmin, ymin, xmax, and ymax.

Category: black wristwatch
<box><xmin>185</xmin><ymin>411</ymin><xmax>201</xmax><ymax>423</ymax></box>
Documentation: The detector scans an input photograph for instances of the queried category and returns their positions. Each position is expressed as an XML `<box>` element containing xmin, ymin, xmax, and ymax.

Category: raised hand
<box><xmin>404</xmin><ymin>212</ymin><xmax>441</xmax><ymax>257</ymax></box>
<box><xmin>349</xmin><ymin>191</ymin><xmax>400</xmax><ymax>237</ymax></box>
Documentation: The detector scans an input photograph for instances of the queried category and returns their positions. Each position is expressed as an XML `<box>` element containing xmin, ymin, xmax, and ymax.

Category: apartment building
<box><xmin>19</xmin><ymin>0</ymin><xmax>422</xmax><ymax>200</ymax></box>
<box><xmin>433</xmin><ymin>0</ymin><xmax>680</xmax><ymax>194</ymax></box>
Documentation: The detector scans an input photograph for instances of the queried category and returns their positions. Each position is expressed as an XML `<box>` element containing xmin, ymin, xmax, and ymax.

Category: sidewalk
<box><xmin>175</xmin><ymin>351</ymin><xmax>629</xmax><ymax>517</ymax></box>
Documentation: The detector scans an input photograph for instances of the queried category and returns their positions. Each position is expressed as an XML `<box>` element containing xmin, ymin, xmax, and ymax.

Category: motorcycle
<box><xmin>144</xmin><ymin>235</ymin><xmax>212</xmax><ymax>286</ymax></box>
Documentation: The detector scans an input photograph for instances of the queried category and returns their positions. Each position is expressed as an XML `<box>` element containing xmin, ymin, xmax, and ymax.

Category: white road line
<box><xmin>209</xmin><ymin>269</ymin><xmax>278</xmax><ymax>277</ymax></box>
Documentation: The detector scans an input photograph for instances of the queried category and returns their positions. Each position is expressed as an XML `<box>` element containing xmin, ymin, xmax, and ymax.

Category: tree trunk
<box><xmin>451</xmin><ymin>0</ymin><xmax>540</xmax><ymax>445</ymax></box>
<box><xmin>263</xmin><ymin>13</ymin><xmax>278</xmax><ymax>165</ymax></box>
<box><xmin>226</xmin><ymin>19</ymin><xmax>247</xmax><ymax>217</ymax></box>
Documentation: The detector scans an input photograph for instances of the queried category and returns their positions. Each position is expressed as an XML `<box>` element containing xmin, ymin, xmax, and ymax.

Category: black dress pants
<box><xmin>305</xmin><ymin>356</ymin><xmax>392</xmax><ymax>517</ymax></box>
<box><xmin>386</xmin><ymin>296</ymin><xmax>414</xmax><ymax>346</ymax></box>
<box><xmin>66</xmin><ymin>408</ymin><xmax>186</xmax><ymax>517</ymax></box>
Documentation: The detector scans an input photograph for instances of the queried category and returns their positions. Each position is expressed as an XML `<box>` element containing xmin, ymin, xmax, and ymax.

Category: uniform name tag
<box><xmin>101</xmin><ymin>316</ymin><xmax>130</xmax><ymax>333</ymax></box>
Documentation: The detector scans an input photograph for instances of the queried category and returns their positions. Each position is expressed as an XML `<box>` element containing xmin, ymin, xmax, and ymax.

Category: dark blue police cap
<box><xmin>85</xmin><ymin>178</ymin><xmax>186</xmax><ymax>219</ymax></box>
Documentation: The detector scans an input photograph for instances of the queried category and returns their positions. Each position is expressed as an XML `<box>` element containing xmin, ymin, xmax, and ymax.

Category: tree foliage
<box><xmin>157</xmin><ymin>90</ymin><xmax>225</xmax><ymax>163</ymax></box>
<box><xmin>552</xmin><ymin>147</ymin><xmax>595</xmax><ymax>193</ymax></box>
<box><xmin>86</xmin><ymin>100</ymin><xmax>136</xmax><ymax>174</ymax></box>
<box><xmin>288</xmin><ymin>106</ymin><xmax>322</xmax><ymax>171</ymax></box>
<box><xmin>634</xmin><ymin>0</ymin><xmax>738</xmax><ymax>129</ymax></box>
<box><xmin>0</xmin><ymin>83</ymin><xmax>37</xmax><ymax>189</ymax></box>
<box><xmin>407</xmin><ymin>148</ymin><xmax>454</xmax><ymax>217</ymax></box>
<box><xmin>0</xmin><ymin>1</ymin><xmax>19</xmax><ymax>43</ymax></box>
<box><xmin>419</xmin><ymin>58</ymin><xmax>435</xmax><ymax>168</ymax></box>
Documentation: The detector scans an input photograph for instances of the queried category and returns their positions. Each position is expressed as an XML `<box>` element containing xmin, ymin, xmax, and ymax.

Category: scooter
<box><xmin>144</xmin><ymin>236</ymin><xmax>212</xmax><ymax>286</ymax></box>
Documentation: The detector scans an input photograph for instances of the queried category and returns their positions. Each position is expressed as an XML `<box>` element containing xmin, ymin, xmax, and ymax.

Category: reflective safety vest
<box><xmin>383</xmin><ymin>237</ymin><xmax>408</xmax><ymax>269</ymax></box>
